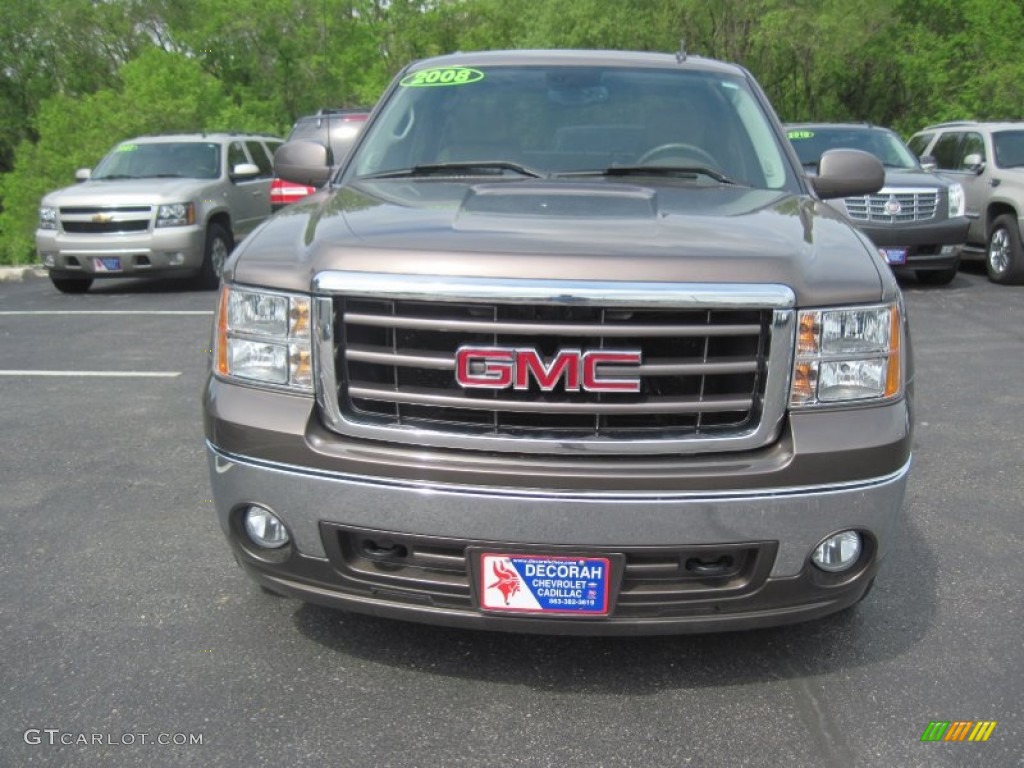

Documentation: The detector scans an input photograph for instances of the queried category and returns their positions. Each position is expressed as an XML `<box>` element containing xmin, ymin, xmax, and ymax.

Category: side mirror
<box><xmin>919</xmin><ymin>154</ymin><xmax>937</xmax><ymax>172</ymax></box>
<box><xmin>75</xmin><ymin>168</ymin><xmax>91</xmax><ymax>182</ymax></box>
<box><xmin>274</xmin><ymin>141</ymin><xmax>331</xmax><ymax>188</ymax></box>
<box><xmin>230</xmin><ymin>162</ymin><xmax>261</xmax><ymax>180</ymax></box>
<box><xmin>810</xmin><ymin>148</ymin><xmax>884</xmax><ymax>200</ymax></box>
<box><xmin>963</xmin><ymin>153</ymin><xmax>985</xmax><ymax>173</ymax></box>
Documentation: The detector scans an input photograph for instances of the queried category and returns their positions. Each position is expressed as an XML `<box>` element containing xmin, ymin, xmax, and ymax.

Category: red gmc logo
<box><xmin>455</xmin><ymin>347</ymin><xmax>642</xmax><ymax>393</ymax></box>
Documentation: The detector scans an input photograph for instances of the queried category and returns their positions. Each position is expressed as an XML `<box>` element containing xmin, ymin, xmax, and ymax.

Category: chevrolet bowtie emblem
<box><xmin>91</xmin><ymin>213</ymin><xmax>113</xmax><ymax>223</ymax></box>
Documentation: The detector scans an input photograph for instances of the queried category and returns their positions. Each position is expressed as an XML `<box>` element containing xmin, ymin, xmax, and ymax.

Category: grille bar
<box><xmin>344</xmin><ymin>344</ymin><xmax>759</xmax><ymax>376</ymax></box>
<box><xmin>344</xmin><ymin>312</ymin><xmax>762</xmax><ymax>338</ymax></box>
<box><xmin>349</xmin><ymin>384</ymin><xmax>753</xmax><ymax>414</ymax></box>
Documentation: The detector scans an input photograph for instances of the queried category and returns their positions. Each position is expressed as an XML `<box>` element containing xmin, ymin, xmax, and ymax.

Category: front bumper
<box><xmin>207</xmin><ymin>441</ymin><xmax>909</xmax><ymax>635</ymax></box>
<box><xmin>855</xmin><ymin>216</ymin><xmax>968</xmax><ymax>272</ymax></box>
<box><xmin>36</xmin><ymin>226</ymin><xmax>206</xmax><ymax>277</ymax></box>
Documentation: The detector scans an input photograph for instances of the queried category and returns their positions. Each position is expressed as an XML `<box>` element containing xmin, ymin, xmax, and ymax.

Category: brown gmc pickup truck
<box><xmin>204</xmin><ymin>49</ymin><xmax>912</xmax><ymax>635</ymax></box>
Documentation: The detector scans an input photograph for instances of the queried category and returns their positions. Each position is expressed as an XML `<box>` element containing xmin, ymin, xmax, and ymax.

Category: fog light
<box><xmin>243</xmin><ymin>505</ymin><xmax>290</xmax><ymax>549</ymax></box>
<box><xmin>812</xmin><ymin>531</ymin><xmax>862</xmax><ymax>572</ymax></box>
<box><xmin>167</xmin><ymin>252</ymin><xmax>186</xmax><ymax>266</ymax></box>
<box><xmin>42</xmin><ymin>253</ymin><xmax>57</xmax><ymax>267</ymax></box>
<box><xmin>940</xmin><ymin>245</ymin><xmax>957</xmax><ymax>256</ymax></box>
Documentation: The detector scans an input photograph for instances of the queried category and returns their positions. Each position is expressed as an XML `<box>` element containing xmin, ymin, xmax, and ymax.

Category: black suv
<box><xmin>789</xmin><ymin>123</ymin><xmax>968</xmax><ymax>284</ymax></box>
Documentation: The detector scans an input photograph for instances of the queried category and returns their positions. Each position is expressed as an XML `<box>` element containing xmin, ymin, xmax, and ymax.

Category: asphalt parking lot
<box><xmin>1</xmin><ymin>268</ymin><xmax>1021</xmax><ymax>768</ymax></box>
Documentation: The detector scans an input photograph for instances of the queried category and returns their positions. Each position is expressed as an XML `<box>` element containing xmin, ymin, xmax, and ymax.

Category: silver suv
<box><xmin>908</xmin><ymin>121</ymin><xmax>1024</xmax><ymax>284</ymax></box>
<box><xmin>37</xmin><ymin>133</ymin><xmax>283</xmax><ymax>293</ymax></box>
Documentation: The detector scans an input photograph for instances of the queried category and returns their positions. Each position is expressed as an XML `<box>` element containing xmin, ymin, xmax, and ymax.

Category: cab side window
<box><xmin>228</xmin><ymin>141</ymin><xmax>249</xmax><ymax>173</ymax></box>
<box><xmin>930</xmin><ymin>132</ymin><xmax>962</xmax><ymax>171</ymax></box>
<box><xmin>956</xmin><ymin>132</ymin><xmax>985</xmax><ymax>168</ymax></box>
<box><xmin>245</xmin><ymin>141</ymin><xmax>274</xmax><ymax>176</ymax></box>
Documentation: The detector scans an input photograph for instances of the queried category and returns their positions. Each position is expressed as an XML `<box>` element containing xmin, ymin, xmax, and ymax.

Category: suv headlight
<box><xmin>39</xmin><ymin>206</ymin><xmax>58</xmax><ymax>230</ymax></box>
<box><xmin>156</xmin><ymin>202</ymin><xmax>195</xmax><ymax>227</ymax></box>
<box><xmin>948</xmin><ymin>183</ymin><xmax>965</xmax><ymax>218</ymax></box>
<box><xmin>214</xmin><ymin>285</ymin><xmax>312</xmax><ymax>392</ymax></box>
<box><xmin>790</xmin><ymin>302</ymin><xmax>903</xmax><ymax>407</ymax></box>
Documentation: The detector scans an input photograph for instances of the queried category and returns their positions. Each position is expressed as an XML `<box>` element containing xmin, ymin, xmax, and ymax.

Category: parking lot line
<box><xmin>0</xmin><ymin>370</ymin><xmax>182</xmax><ymax>377</ymax></box>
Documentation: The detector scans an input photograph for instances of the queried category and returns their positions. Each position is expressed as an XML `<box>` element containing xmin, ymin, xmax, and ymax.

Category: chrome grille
<box><xmin>59</xmin><ymin>206</ymin><xmax>152</xmax><ymax>234</ymax></box>
<box><xmin>844</xmin><ymin>187</ymin><xmax>939</xmax><ymax>223</ymax></box>
<box><xmin>313</xmin><ymin>273</ymin><xmax>796</xmax><ymax>455</ymax></box>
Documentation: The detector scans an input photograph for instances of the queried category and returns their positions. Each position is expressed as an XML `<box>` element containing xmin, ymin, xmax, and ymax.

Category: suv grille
<box><xmin>844</xmin><ymin>188</ymin><xmax>938</xmax><ymax>223</ymax></box>
<box><xmin>59</xmin><ymin>206</ymin><xmax>152</xmax><ymax>234</ymax></box>
<box><xmin>313</xmin><ymin>273</ymin><xmax>796</xmax><ymax>455</ymax></box>
<box><xmin>333</xmin><ymin>297</ymin><xmax>770</xmax><ymax>437</ymax></box>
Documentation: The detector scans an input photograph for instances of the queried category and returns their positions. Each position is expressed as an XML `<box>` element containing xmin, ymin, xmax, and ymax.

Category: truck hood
<box><xmin>229</xmin><ymin>178</ymin><xmax>891</xmax><ymax>306</ymax></box>
<box><xmin>876</xmin><ymin>168</ymin><xmax>953</xmax><ymax>189</ymax></box>
<box><xmin>41</xmin><ymin>178</ymin><xmax>208</xmax><ymax>206</ymax></box>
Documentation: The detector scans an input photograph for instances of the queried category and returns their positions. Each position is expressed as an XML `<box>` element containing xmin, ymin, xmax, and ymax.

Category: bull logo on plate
<box><xmin>487</xmin><ymin>560</ymin><xmax>521</xmax><ymax>605</ymax></box>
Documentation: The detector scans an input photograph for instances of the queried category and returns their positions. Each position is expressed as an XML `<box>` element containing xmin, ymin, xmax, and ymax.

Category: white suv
<box><xmin>37</xmin><ymin>133</ymin><xmax>283</xmax><ymax>293</ymax></box>
<box><xmin>908</xmin><ymin>121</ymin><xmax>1024</xmax><ymax>284</ymax></box>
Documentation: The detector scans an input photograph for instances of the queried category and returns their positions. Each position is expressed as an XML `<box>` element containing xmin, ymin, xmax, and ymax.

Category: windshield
<box><xmin>993</xmin><ymin>130</ymin><xmax>1024</xmax><ymax>168</ymax></box>
<box><xmin>788</xmin><ymin>127</ymin><xmax>919</xmax><ymax>170</ymax></box>
<box><xmin>92</xmin><ymin>142</ymin><xmax>221</xmax><ymax>180</ymax></box>
<box><xmin>347</xmin><ymin>65</ymin><xmax>796</xmax><ymax>190</ymax></box>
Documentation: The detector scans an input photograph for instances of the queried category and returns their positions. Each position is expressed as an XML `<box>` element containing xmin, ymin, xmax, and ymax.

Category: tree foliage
<box><xmin>3</xmin><ymin>0</ymin><xmax>1024</xmax><ymax>262</ymax></box>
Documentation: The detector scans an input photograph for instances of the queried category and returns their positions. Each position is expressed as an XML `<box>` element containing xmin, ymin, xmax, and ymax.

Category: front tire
<box><xmin>50</xmin><ymin>276</ymin><xmax>93</xmax><ymax>294</ymax></box>
<box><xmin>986</xmin><ymin>214</ymin><xmax>1024</xmax><ymax>284</ymax></box>
<box><xmin>198</xmin><ymin>223</ymin><xmax>232</xmax><ymax>289</ymax></box>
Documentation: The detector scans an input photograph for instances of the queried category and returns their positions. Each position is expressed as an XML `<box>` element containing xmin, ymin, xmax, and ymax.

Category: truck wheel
<box><xmin>986</xmin><ymin>214</ymin><xmax>1024</xmax><ymax>284</ymax></box>
<box><xmin>198</xmin><ymin>223</ymin><xmax>232</xmax><ymax>289</ymax></box>
<box><xmin>915</xmin><ymin>265</ymin><xmax>958</xmax><ymax>285</ymax></box>
<box><xmin>50</xmin><ymin>276</ymin><xmax>93</xmax><ymax>294</ymax></box>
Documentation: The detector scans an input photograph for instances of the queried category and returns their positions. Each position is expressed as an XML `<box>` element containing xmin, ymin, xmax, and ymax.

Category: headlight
<box><xmin>790</xmin><ymin>303</ymin><xmax>903</xmax><ymax>407</ymax></box>
<box><xmin>214</xmin><ymin>285</ymin><xmax>312</xmax><ymax>392</ymax></box>
<box><xmin>155</xmin><ymin>202</ymin><xmax>195</xmax><ymax>227</ymax></box>
<box><xmin>39</xmin><ymin>206</ymin><xmax>58</xmax><ymax>230</ymax></box>
<box><xmin>948</xmin><ymin>183</ymin><xmax>965</xmax><ymax>218</ymax></box>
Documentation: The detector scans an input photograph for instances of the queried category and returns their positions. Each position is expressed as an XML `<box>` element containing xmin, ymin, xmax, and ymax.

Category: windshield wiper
<box><xmin>359</xmin><ymin>161</ymin><xmax>547</xmax><ymax>180</ymax></box>
<box><xmin>94</xmin><ymin>174</ymin><xmax>138</xmax><ymax>180</ymax></box>
<box><xmin>560</xmin><ymin>165</ymin><xmax>739</xmax><ymax>185</ymax></box>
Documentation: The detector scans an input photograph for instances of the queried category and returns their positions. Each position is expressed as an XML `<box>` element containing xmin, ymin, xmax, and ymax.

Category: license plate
<box><xmin>477</xmin><ymin>553</ymin><xmax>612</xmax><ymax>616</ymax></box>
<box><xmin>93</xmin><ymin>257</ymin><xmax>122</xmax><ymax>272</ymax></box>
<box><xmin>881</xmin><ymin>247</ymin><xmax>908</xmax><ymax>265</ymax></box>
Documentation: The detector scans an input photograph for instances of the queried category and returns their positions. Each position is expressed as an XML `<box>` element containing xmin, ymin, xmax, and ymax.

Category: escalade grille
<box><xmin>334</xmin><ymin>298</ymin><xmax>770</xmax><ymax>437</ymax></box>
<box><xmin>59</xmin><ymin>206</ymin><xmax>152</xmax><ymax>234</ymax></box>
<box><xmin>314</xmin><ymin>274</ymin><xmax>796</xmax><ymax>455</ymax></box>
<box><xmin>844</xmin><ymin>188</ymin><xmax>938</xmax><ymax>223</ymax></box>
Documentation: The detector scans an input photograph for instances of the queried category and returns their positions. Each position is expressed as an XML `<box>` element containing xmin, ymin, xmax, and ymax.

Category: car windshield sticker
<box><xmin>115</xmin><ymin>143</ymin><xmax>139</xmax><ymax>152</ymax></box>
<box><xmin>400</xmin><ymin>67</ymin><xmax>485</xmax><ymax>87</ymax></box>
<box><xmin>787</xmin><ymin>130</ymin><xmax>814</xmax><ymax>140</ymax></box>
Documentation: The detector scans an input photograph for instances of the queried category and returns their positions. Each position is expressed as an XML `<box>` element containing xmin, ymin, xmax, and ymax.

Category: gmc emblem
<box><xmin>455</xmin><ymin>346</ymin><xmax>642</xmax><ymax>393</ymax></box>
